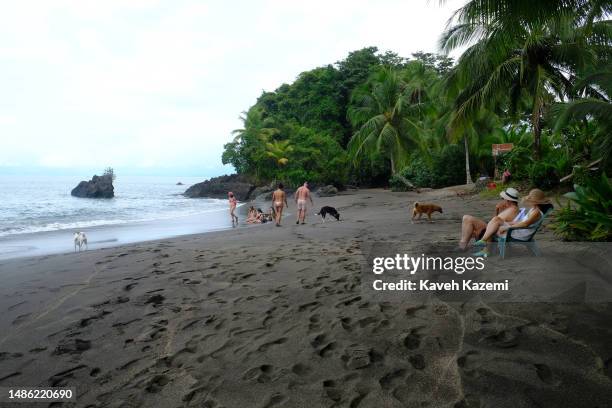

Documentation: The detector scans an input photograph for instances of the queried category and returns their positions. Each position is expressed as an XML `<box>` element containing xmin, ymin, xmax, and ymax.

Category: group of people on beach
<box><xmin>230</xmin><ymin>180</ymin><xmax>553</xmax><ymax>257</ymax></box>
<box><xmin>228</xmin><ymin>181</ymin><xmax>315</xmax><ymax>228</ymax></box>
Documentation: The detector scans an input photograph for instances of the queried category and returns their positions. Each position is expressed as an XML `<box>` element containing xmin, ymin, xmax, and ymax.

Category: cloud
<box><xmin>0</xmin><ymin>0</ymin><xmax>465</xmax><ymax>175</ymax></box>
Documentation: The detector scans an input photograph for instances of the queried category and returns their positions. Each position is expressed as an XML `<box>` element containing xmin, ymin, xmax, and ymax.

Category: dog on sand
<box><xmin>411</xmin><ymin>202</ymin><xmax>443</xmax><ymax>223</ymax></box>
<box><xmin>74</xmin><ymin>232</ymin><xmax>88</xmax><ymax>252</ymax></box>
<box><xmin>316</xmin><ymin>206</ymin><xmax>341</xmax><ymax>222</ymax></box>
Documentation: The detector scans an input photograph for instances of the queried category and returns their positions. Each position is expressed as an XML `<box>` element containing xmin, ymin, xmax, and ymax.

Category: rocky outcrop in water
<box><xmin>71</xmin><ymin>174</ymin><xmax>114</xmax><ymax>198</ymax></box>
<box><xmin>184</xmin><ymin>174</ymin><xmax>255</xmax><ymax>201</ymax></box>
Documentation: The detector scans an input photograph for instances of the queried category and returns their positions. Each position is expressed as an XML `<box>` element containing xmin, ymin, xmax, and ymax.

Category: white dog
<box><xmin>74</xmin><ymin>232</ymin><xmax>88</xmax><ymax>252</ymax></box>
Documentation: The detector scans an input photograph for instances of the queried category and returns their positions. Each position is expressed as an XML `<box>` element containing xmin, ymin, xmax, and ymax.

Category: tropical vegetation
<box><xmin>222</xmin><ymin>0</ymin><xmax>611</xmax><ymax>240</ymax></box>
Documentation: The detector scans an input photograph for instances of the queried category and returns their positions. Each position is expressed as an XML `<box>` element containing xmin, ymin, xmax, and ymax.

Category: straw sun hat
<box><xmin>522</xmin><ymin>189</ymin><xmax>551</xmax><ymax>205</ymax></box>
<box><xmin>499</xmin><ymin>187</ymin><xmax>520</xmax><ymax>202</ymax></box>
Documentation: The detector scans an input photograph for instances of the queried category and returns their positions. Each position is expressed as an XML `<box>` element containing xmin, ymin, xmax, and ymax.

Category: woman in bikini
<box><xmin>271</xmin><ymin>183</ymin><xmax>288</xmax><ymax>226</ymax></box>
<box><xmin>228</xmin><ymin>192</ymin><xmax>238</xmax><ymax>226</ymax></box>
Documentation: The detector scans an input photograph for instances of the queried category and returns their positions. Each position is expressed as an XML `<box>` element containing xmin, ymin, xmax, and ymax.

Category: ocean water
<box><xmin>0</xmin><ymin>175</ymin><xmax>226</xmax><ymax>237</ymax></box>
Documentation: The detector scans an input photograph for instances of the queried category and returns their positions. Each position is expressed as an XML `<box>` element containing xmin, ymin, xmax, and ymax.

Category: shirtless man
<box><xmin>295</xmin><ymin>181</ymin><xmax>314</xmax><ymax>224</ymax></box>
<box><xmin>271</xmin><ymin>183</ymin><xmax>289</xmax><ymax>227</ymax></box>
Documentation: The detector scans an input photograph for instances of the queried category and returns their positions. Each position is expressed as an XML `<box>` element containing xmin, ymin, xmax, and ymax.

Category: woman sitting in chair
<box><xmin>473</xmin><ymin>189</ymin><xmax>552</xmax><ymax>257</ymax></box>
<box><xmin>460</xmin><ymin>187</ymin><xmax>520</xmax><ymax>250</ymax></box>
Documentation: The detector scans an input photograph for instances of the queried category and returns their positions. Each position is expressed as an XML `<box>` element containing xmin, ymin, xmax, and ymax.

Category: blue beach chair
<box><xmin>495</xmin><ymin>208</ymin><xmax>554</xmax><ymax>259</ymax></box>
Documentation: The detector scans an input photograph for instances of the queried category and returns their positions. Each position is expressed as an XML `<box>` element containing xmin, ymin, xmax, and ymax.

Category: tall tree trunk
<box><xmin>464</xmin><ymin>136</ymin><xmax>473</xmax><ymax>185</ymax></box>
<box><xmin>532</xmin><ymin>86</ymin><xmax>543</xmax><ymax>160</ymax></box>
<box><xmin>390</xmin><ymin>156</ymin><xmax>396</xmax><ymax>175</ymax></box>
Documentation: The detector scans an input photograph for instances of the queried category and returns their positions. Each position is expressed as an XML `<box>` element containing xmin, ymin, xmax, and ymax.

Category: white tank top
<box><xmin>510</xmin><ymin>208</ymin><xmax>542</xmax><ymax>240</ymax></box>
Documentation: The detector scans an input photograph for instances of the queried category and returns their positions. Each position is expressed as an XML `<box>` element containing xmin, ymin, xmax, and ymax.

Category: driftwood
<box><xmin>395</xmin><ymin>175</ymin><xmax>421</xmax><ymax>193</ymax></box>
<box><xmin>560</xmin><ymin>158</ymin><xmax>602</xmax><ymax>183</ymax></box>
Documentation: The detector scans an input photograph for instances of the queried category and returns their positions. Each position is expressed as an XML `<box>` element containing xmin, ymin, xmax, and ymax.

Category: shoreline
<box><xmin>0</xmin><ymin>202</ymin><xmax>261</xmax><ymax>261</ymax></box>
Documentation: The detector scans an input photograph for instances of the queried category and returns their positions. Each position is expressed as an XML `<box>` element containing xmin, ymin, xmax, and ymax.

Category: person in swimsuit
<box><xmin>228</xmin><ymin>192</ymin><xmax>238</xmax><ymax>226</ymax></box>
<box><xmin>459</xmin><ymin>187</ymin><xmax>520</xmax><ymax>250</ymax></box>
<box><xmin>246</xmin><ymin>206</ymin><xmax>259</xmax><ymax>223</ymax></box>
<box><xmin>271</xmin><ymin>183</ymin><xmax>288</xmax><ymax>227</ymax></box>
<box><xmin>294</xmin><ymin>181</ymin><xmax>314</xmax><ymax>224</ymax></box>
<box><xmin>473</xmin><ymin>189</ymin><xmax>551</xmax><ymax>257</ymax></box>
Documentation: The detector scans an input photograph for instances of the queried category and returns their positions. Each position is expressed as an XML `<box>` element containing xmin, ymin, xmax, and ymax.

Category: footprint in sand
<box><xmin>323</xmin><ymin>379</ymin><xmax>343</xmax><ymax>401</ymax></box>
<box><xmin>402</xmin><ymin>327</ymin><xmax>424</xmax><ymax>350</ymax></box>
<box><xmin>0</xmin><ymin>371</ymin><xmax>21</xmax><ymax>382</ymax></box>
<box><xmin>263</xmin><ymin>393</ymin><xmax>288</xmax><ymax>407</ymax></box>
<box><xmin>308</xmin><ymin>314</ymin><xmax>321</xmax><ymax>331</ymax></box>
<box><xmin>242</xmin><ymin>364</ymin><xmax>276</xmax><ymax>383</ymax></box>
<box><xmin>145</xmin><ymin>374</ymin><xmax>170</xmax><ymax>393</ymax></box>
<box><xmin>54</xmin><ymin>338</ymin><xmax>91</xmax><ymax>355</ymax></box>
<box><xmin>258</xmin><ymin>337</ymin><xmax>288</xmax><ymax>352</ymax></box>
<box><xmin>343</xmin><ymin>344</ymin><xmax>371</xmax><ymax>369</ymax></box>
<box><xmin>483</xmin><ymin>329</ymin><xmax>520</xmax><ymax>348</ymax></box>
<box><xmin>535</xmin><ymin>363</ymin><xmax>560</xmax><ymax>386</ymax></box>
<box><xmin>11</xmin><ymin>313</ymin><xmax>31</xmax><ymax>325</ymax></box>
<box><xmin>408</xmin><ymin>354</ymin><xmax>426</xmax><ymax>370</ymax></box>
<box><xmin>291</xmin><ymin>363</ymin><xmax>311</xmax><ymax>376</ymax></box>
<box><xmin>144</xmin><ymin>294</ymin><xmax>165</xmax><ymax>305</ymax></box>
<box><xmin>49</xmin><ymin>365</ymin><xmax>89</xmax><ymax>387</ymax></box>
<box><xmin>379</xmin><ymin>368</ymin><xmax>407</xmax><ymax>390</ymax></box>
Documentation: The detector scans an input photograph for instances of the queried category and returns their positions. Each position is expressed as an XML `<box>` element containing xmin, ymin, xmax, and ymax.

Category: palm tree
<box><xmin>228</xmin><ymin>107</ymin><xmax>280</xmax><ymax>182</ymax></box>
<box><xmin>265</xmin><ymin>139</ymin><xmax>293</xmax><ymax>167</ymax></box>
<box><xmin>446</xmin><ymin>107</ymin><xmax>506</xmax><ymax>184</ymax></box>
<box><xmin>440</xmin><ymin>0</ymin><xmax>607</xmax><ymax>159</ymax></box>
<box><xmin>553</xmin><ymin>68</ymin><xmax>612</xmax><ymax>163</ymax></box>
<box><xmin>231</xmin><ymin>107</ymin><xmax>279</xmax><ymax>144</ymax></box>
<box><xmin>348</xmin><ymin>65</ymin><xmax>432</xmax><ymax>174</ymax></box>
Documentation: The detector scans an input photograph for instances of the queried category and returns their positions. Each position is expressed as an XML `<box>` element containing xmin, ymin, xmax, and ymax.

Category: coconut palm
<box><xmin>552</xmin><ymin>68</ymin><xmax>612</xmax><ymax>163</ymax></box>
<box><xmin>348</xmin><ymin>65</ymin><xmax>435</xmax><ymax>174</ymax></box>
<box><xmin>231</xmin><ymin>107</ymin><xmax>279</xmax><ymax>144</ymax></box>
<box><xmin>265</xmin><ymin>139</ymin><xmax>293</xmax><ymax>167</ymax></box>
<box><xmin>348</xmin><ymin>68</ymin><xmax>409</xmax><ymax>174</ymax></box>
<box><xmin>440</xmin><ymin>0</ymin><xmax>608</xmax><ymax>159</ymax></box>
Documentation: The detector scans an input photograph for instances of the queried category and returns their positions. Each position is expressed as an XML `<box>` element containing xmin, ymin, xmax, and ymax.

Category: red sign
<box><xmin>492</xmin><ymin>143</ymin><xmax>514</xmax><ymax>156</ymax></box>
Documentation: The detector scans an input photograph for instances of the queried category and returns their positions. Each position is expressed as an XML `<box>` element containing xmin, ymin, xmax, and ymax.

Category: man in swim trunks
<box><xmin>295</xmin><ymin>181</ymin><xmax>314</xmax><ymax>225</ymax></box>
<box><xmin>271</xmin><ymin>183</ymin><xmax>288</xmax><ymax>227</ymax></box>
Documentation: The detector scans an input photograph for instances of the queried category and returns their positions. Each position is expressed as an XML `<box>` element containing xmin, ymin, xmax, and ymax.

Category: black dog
<box><xmin>316</xmin><ymin>206</ymin><xmax>341</xmax><ymax>222</ymax></box>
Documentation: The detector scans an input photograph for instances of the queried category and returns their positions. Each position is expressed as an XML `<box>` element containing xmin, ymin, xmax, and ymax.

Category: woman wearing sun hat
<box><xmin>459</xmin><ymin>187</ymin><xmax>521</xmax><ymax>250</ymax></box>
<box><xmin>473</xmin><ymin>188</ymin><xmax>552</xmax><ymax>256</ymax></box>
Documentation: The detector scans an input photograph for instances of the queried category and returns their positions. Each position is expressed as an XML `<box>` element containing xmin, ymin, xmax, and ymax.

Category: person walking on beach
<box><xmin>295</xmin><ymin>182</ymin><xmax>314</xmax><ymax>224</ymax></box>
<box><xmin>228</xmin><ymin>192</ymin><xmax>238</xmax><ymax>226</ymax></box>
<box><xmin>272</xmin><ymin>183</ymin><xmax>288</xmax><ymax>227</ymax></box>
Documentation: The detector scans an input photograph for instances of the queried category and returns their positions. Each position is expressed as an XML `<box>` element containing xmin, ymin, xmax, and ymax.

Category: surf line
<box><xmin>372</xmin><ymin>279</ymin><xmax>510</xmax><ymax>291</ymax></box>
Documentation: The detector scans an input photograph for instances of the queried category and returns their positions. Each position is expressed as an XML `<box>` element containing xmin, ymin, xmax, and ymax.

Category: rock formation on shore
<box><xmin>184</xmin><ymin>174</ymin><xmax>255</xmax><ymax>201</ymax></box>
<box><xmin>71</xmin><ymin>174</ymin><xmax>115</xmax><ymax>198</ymax></box>
<box><xmin>316</xmin><ymin>185</ymin><xmax>338</xmax><ymax>197</ymax></box>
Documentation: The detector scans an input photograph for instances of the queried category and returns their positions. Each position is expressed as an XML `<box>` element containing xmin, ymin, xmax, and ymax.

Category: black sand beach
<box><xmin>1</xmin><ymin>188</ymin><xmax>611</xmax><ymax>407</ymax></box>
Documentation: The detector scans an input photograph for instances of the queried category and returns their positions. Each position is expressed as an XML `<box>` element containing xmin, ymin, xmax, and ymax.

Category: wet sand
<box><xmin>1</xmin><ymin>188</ymin><xmax>611</xmax><ymax>407</ymax></box>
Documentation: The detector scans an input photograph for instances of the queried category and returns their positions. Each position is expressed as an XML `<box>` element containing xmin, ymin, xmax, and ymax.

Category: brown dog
<box><xmin>411</xmin><ymin>202</ymin><xmax>443</xmax><ymax>223</ymax></box>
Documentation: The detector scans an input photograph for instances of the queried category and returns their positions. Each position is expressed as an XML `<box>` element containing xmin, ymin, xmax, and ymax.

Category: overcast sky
<box><xmin>0</xmin><ymin>0</ymin><xmax>465</xmax><ymax>177</ymax></box>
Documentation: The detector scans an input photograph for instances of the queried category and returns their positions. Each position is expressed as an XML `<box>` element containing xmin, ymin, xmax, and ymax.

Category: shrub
<box><xmin>397</xmin><ymin>156</ymin><xmax>434</xmax><ymax>188</ymax></box>
<box><xmin>527</xmin><ymin>162</ymin><xmax>560</xmax><ymax>190</ymax></box>
<box><xmin>103</xmin><ymin>167</ymin><xmax>116</xmax><ymax>181</ymax></box>
<box><xmin>430</xmin><ymin>144</ymin><xmax>467</xmax><ymax>187</ymax></box>
<box><xmin>392</xmin><ymin>145</ymin><xmax>467</xmax><ymax>189</ymax></box>
<box><xmin>498</xmin><ymin>147</ymin><xmax>532</xmax><ymax>180</ymax></box>
<box><xmin>551</xmin><ymin>173</ymin><xmax>612</xmax><ymax>241</ymax></box>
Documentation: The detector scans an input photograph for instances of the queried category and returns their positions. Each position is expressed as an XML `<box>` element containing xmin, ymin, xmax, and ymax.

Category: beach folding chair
<box><xmin>495</xmin><ymin>208</ymin><xmax>553</xmax><ymax>259</ymax></box>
